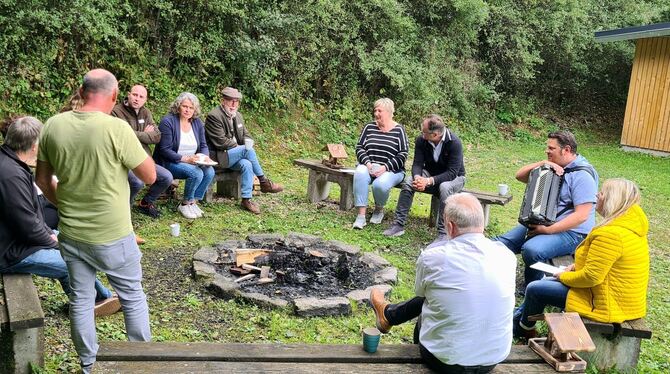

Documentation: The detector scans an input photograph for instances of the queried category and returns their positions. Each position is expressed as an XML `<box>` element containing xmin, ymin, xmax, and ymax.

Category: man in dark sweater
<box><xmin>383</xmin><ymin>114</ymin><xmax>465</xmax><ymax>242</ymax></box>
<box><xmin>0</xmin><ymin>116</ymin><xmax>119</xmax><ymax>316</ymax></box>
<box><xmin>111</xmin><ymin>85</ymin><xmax>173</xmax><ymax>220</ymax></box>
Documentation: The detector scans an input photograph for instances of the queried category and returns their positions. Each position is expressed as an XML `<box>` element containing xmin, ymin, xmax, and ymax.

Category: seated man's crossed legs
<box><xmin>226</xmin><ymin>145</ymin><xmax>282</xmax><ymax>214</ymax></box>
<box><xmin>128</xmin><ymin>164</ymin><xmax>173</xmax><ymax>218</ymax></box>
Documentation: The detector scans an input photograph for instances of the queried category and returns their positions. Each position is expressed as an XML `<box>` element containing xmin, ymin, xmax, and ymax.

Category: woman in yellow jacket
<box><xmin>514</xmin><ymin>178</ymin><xmax>649</xmax><ymax>338</ymax></box>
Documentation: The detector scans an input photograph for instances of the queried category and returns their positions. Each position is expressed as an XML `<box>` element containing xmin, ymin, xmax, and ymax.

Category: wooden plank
<box><xmin>640</xmin><ymin>37</ymin><xmax>667</xmax><ymax>149</ymax></box>
<box><xmin>543</xmin><ymin>313</ymin><xmax>595</xmax><ymax>352</ymax></box>
<box><xmin>97</xmin><ymin>343</ymin><xmax>543</xmax><ymax>364</ymax></box>
<box><xmin>621</xmin><ymin>319</ymin><xmax>652</xmax><ymax>339</ymax></box>
<box><xmin>295</xmin><ymin>159</ymin><xmax>353</xmax><ymax>177</ymax></box>
<box><xmin>653</xmin><ymin>37</ymin><xmax>670</xmax><ymax>151</ymax></box>
<box><xmin>633</xmin><ymin>38</ymin><xmax>655</xmax><ymax>147</ymax></box>
<box><xmin>94</xmin><ymin>361</ymin><xmax>555</xmax><ymax>373</ymax></box>
<box><xmin>233</xmin><ymin>249</ymin><xmax>270</xmax><ymax>266</ymax></box>
<box><xmin>621</xmin><ymin>39</ymin><xmax>644</xmax><ymax>145</ymax></box>
<box><xmin>2</xmin><ymin>274</ymin><xmax>44</xmax><ymax>331</ymax></box>
<box><xmin>462</xmin><ymin>189</ymin><xmax>512</xmax><ymax>206</ymax></box>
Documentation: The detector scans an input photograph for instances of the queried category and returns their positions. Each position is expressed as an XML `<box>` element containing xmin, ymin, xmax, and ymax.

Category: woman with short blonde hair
<box><xmin>513</xmin><ymin>178</ymin><xmax>650</xmax><ymax>339</ymax></box>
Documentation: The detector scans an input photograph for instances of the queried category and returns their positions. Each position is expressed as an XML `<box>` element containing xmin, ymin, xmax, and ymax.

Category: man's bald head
<box><xmin>444</xmin><ymin>193</ymin><xmax>485</xmax><ymax>235</ymax></box>
<box><xmin>79</xmin><ymin>69</ymin><xmax>118</xmax><ymax>113</ymax></box>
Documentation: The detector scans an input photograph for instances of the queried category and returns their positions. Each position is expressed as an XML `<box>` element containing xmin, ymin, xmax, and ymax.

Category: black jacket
<box><xmin>0</xmin><ymin>144</ymin><xmax>56</xmax><ymax>270</ymax></box>
<box><xmin>411</xmin><ymin>129</ymin><xmax>466</xmax><ymax>186</ymax></box>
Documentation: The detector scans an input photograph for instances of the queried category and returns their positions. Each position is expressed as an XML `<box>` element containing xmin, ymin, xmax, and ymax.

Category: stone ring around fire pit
<box><xmin>192</xmin><ymin>232</ymin><xmax>397</xmax><ymax>317</ymax></box>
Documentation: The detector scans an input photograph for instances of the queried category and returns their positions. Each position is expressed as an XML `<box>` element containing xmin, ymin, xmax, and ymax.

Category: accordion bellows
<box><xmin>518</xmin><ymin>165</ymin><xmax>562</xmax><ymax>227</ymax></box>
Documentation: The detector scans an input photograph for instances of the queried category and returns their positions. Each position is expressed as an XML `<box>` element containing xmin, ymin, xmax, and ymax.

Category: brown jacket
<box><xmin>111</xmin><ymin>99</ymin><xmax>160</xmax><ymax>155</ymax></box>
<box><xmin>204</xmin><ymin>105</ymin><xmax>251</xmax><ymax>168</ymax></box>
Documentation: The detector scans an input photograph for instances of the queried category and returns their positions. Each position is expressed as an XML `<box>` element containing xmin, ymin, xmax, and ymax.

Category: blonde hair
<box><xmin>374</xmin><ymin>98</ymin><xmax>394</xmax><ymax>117</ymax></box>
<box><xmin>597</xmin><ymin>178</ymin><xmax>641</xmax><ymax>227</ymax></box>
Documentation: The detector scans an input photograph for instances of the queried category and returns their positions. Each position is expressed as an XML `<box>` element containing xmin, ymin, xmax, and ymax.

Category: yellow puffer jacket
<box><xmin>559</xmin><ymin>204</ymin><xmax>649</xmax><ymax>323</ymax></box>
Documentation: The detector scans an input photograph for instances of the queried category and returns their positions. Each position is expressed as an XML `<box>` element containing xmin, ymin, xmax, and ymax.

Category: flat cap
<box><xmin>221</xmin><ymin>87</ymin><xmax>242</xmax><ymax>100</ymax></box>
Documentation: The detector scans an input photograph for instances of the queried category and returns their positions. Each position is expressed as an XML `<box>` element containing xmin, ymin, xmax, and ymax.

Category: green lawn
<box><xmin>35</xmin><ymin>122</ymin><xmax>670</xmax><ymax>373</ymax></box>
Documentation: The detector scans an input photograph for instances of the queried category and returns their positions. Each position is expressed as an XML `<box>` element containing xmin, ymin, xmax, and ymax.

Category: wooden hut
<box><xmin>595</xmin><ymin>22</ymin><xmax>670</xmax><ymax>156</ymax></box>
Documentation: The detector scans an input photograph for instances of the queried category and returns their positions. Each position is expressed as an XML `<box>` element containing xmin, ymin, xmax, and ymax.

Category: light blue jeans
<box><xmin>165</xmin><ymin>162</ymin><xmax>215</xmax><ymax>201</ymax></box>
<box><xmin>226</xmin><ymin>146</ymin><xmax>264</xmax><ymax>199</ymax></box>
<box><xmin>496</xmin><ymin>224</ymin><xmax>586</xmax><ymax>285</ymax></box>
<box><xmin>353</xmin><ymin>165</ymin><xmax>404</xmax><ymax>208</ymax></box>
<box><xmin>0</xmin><ymin>248</ymin><xmax>112</xmax><ymax>302</ymax></box>
<box><xmin>60</xmin><ymin>233</ymin><xmax>151</xmax><ymax>370</ymax></box>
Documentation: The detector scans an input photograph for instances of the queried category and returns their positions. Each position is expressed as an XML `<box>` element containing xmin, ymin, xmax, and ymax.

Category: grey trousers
<box><xmin>393</xmin><ymin>171</ymin><xmax>465</xmax><ymax>234</ymax></box>
<box><xmin>59</xmin><ymin>232</ymin><xmax>151</xmax><ymax>371</ymax></box>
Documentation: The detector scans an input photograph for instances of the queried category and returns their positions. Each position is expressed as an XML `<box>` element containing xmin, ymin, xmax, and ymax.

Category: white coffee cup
<box><xmin>170</xmin><ymin>223</ymin><xmax>180</xmax><ymax>237</ymax></box>
<box><xmin>244</xmin><ymin>138</ymin><xmax>254</xmax><ymax>150</ymax></box>
<box><xmin>370</xmin><ymin>163</ymin><xmax>382</xmax><ymax>174</ymax></box>
<box><xmin>498</xmin><ymin>183</ymin><xmax>509</xmax><ymax>196</ymax></box>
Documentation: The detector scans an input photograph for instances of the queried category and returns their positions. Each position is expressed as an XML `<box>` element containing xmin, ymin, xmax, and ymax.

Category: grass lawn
<box><xmin>34</xmin><ymin>118</ymin><xmax>669</xmax><ymax>373</ymax></box>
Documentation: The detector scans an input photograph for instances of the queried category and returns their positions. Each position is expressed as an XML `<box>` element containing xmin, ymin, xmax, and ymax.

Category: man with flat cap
<box><xmin>204</xmin><ymin>86</ymin><xmax>283</xmax><ymax>214</ymax></box>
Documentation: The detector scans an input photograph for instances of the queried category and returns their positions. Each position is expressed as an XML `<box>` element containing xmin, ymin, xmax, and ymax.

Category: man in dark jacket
<box><xmin>383</xmin><ymin>114</ymin><xmax>465</xmax><ymax>242</ymax></box>
<box><xmin>0</xmin><ymin>116</ymin><xmax>119</xmax><ymax>316</ymax></box>
<box><xmin>204</xmin><ymin>86</ymin><xmax>283</xmax><ymax>214</ymax></box>
<box><xmin>112</xmin><ymin>85</ymin><xmax>173</xmax><ymax>220</ymax></box>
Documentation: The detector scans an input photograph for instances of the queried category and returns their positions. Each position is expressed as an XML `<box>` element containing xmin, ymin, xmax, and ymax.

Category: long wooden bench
<box><xmin>294</xmin><ymin>158</ymin><xmax>512</xmax><ymax>226</ymax></box>
<box><xmin>0</xmin><ymin>273</ymin><xmax>45</xmax><ymax>374</ymax></box>
<box><xmin>94</xmin><ymin>342</ymin><xmax>555</xmax><ymax>373</ymax></box>
<box><xmin>549</xmin><ymin>255</ymin><xmax>653</xmax><ymax>372</ymax></box>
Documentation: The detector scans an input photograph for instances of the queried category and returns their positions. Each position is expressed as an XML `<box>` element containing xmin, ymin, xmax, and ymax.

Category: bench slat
<box><xmin>2</xmin><ymin>274</ymin><xmax>44</xmax><ymax>331</ymax></box>
<box><xmin>97</xmin><ymin>343</ymin><xmax>543</xmax><ymax>364</ymax></box>
<box><xmin>461</xmin><ymin>189</ymin><xmax>512</xmax><ymax>206</ymax></box>
<box><xmin>582</xmin><ymin>318</ymin><xmax>652</xmax><ymax>339</ymax></box>
<box><xmin>94</xmin><ymin>361</ymin><xmax>555</xmax><ymax>373</ymax></box>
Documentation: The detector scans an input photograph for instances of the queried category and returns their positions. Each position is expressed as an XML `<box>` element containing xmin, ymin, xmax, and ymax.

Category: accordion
<box><xmin>518</xmin><ymin>165</ymin><xmax>562</xmax><ymax>227</ymax></box>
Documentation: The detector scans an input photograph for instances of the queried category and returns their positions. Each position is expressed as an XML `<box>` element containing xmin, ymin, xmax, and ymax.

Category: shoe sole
<box><xmin>383</xmin><ymin>230</ymin><xmax>405</xmax><ymax>237</ymax></box>
<box><xmin>94</xmin><ymin>297</ymin><xmax>122</xmax><ymax>317</ymax></box>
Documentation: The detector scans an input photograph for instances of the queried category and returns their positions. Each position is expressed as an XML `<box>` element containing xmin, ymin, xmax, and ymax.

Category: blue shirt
<box><xmin>557</xmin><ymin>155</ymin><xmax>599</xmax><ymax>235</ymax></box>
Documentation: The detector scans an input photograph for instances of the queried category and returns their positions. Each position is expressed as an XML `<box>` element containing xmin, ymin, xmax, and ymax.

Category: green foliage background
<box><xmin>1</xmin><ymin>0</ymin><xmax>669</xmax><ymax>129</ymax></box>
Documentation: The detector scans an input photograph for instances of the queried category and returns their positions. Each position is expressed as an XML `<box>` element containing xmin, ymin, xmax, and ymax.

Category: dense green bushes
<box><xmin>0</xmin><ymin>0</ymin><xmax>668</xmax><ymax>131</ymax></box>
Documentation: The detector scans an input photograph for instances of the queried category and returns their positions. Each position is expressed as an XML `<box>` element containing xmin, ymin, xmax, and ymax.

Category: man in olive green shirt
<box><xmin>36</xmin><ymin>69</ymin><xmax>156</xmax><ymax>373</ymax></box>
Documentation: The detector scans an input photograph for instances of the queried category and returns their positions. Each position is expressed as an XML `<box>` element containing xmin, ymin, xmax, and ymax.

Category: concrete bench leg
<box><xmin>217</xmin><ymin>179</ymin><xmax>241</xmax><ymax>200</ymax></box>
<box><xmin>2</xmin><ymin>326</ymin><xmax>45</xmax><ymax>374</ymax></box>
<box><xmin>581</xmin><ymin>334</ymin><xmax>642</xmax><ymax>373</ymax></box>
<box><xmin>429</xmin><ymin>195</ymin><xmax>440</xmax><ymax>228</ymax></box>
<box><xmin>307</xmin><ymin>170</ymin><xmax>331</xmax><ymax>203</ymax></box>
<box><xmin>338</xmin><ymin>178</ymin><xmax>354</xmax><ymax>210</ymax></box>
<box><xmin>481</xmin><ymin>204</ymin><xmax>490</xmax><ymax>227</ymax></box>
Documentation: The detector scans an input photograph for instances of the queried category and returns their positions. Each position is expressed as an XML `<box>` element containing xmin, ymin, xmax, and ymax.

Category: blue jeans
<box><xmin>164</xmin><ymin>162</ymin><xmax>215</xmax><ymax>201</ymax></box>
<box><xmin>516</xmin><ymin>278</ymin><xmax>568</xmax><ymax>327</ymax></box>
<box><xmin>353</xmin><ymin>165</ymin><xmax>404</xmax><ymax>207</ymax></box>
<box><xmin>496</xmin><ymin>224</ymin><xmax>585</xmax><ymax>285</ymax></box>
<box><xmin>0</xmin><ymin>248</ymin><xmax>112</xmax><ymax>302</ymax></box>
<box><xmin>128</xmin><ymin>164</ymin><xmax>173</xmax><ymax>204</ymax></box>
<box><xmin>226</xmin><ymin>146</ymin><xmax>264</xmax><ymax>199</ymax></box>
<box><xmin>60</xmin><ymin>233</ymin><xmax>151</xmax><ymax>370</ymax></box>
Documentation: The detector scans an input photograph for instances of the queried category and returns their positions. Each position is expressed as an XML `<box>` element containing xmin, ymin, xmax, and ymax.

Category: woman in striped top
<box><xmin>352</xmin><ymin>98</ymin><xmax>409</xmax><ymax>229</ymax></box>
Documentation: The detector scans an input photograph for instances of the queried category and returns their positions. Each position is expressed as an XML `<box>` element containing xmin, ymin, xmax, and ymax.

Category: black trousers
<box><xmin>384</xmin><ymin>296</ymin><xmax>497</xmax><ymax>374</ymax></box>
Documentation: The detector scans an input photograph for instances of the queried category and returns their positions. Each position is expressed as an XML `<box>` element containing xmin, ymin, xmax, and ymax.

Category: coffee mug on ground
<box><xmin>170</xmin><ymin>223</ymin><xmax>180</xmax><ymax>237</ymax></box>
<box><xmin>244</xmin><ymin>138</ymin><xmax>254</xmax><ymax>150</ymax></box>
<box><xmin>498</xmin><ymin>183</ymin><xmax>509</xmax><ymax>196</ymax></box>
<box><xmin>362</xmin><ymin>327</ymin><xmax>381</xmax><ymax>353</ymax></box>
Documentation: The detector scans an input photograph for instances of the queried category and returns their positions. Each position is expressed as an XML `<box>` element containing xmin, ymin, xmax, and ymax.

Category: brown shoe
<box><xmin>94</xmin><ymin>295</ymin><xmax>121</xmax><ymax>317</ymax></box>
<box><xmin>135</xmin><ymin>235</ymin><xmax>146</xmax><ymax>245</ymax></box>
<box><xmin>259</xmin><ymin>178</ymin><xmax>284</xmax><ymax>193</ymax></box>
<box><xmin>370</xmin><ymin>288</ymin><xmax>391</xmax><ymax>333</ymax></box>
<box><xmin>241</xmin><ymin>198</ymin><xmax>261</xmax><ymax>214</ymax></box>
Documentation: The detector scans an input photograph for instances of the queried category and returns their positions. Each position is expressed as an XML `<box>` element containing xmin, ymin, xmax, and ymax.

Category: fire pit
<box><xmin>192</xmin><ymin>233</ymin><xmax>396</xmax><ymax>316</ymax></box>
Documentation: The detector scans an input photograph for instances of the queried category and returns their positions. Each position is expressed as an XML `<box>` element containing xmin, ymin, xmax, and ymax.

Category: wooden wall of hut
<box><xmin>621</xmin><ymin>36</ymin><xmax>670</xmax><ymax>153</ymax></box>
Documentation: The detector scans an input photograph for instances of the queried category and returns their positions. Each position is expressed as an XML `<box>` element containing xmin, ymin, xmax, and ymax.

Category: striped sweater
<box><xmin>355</xmin><ymin>122</ymin><xmax>409</xmax><ymax>173</ymax></box>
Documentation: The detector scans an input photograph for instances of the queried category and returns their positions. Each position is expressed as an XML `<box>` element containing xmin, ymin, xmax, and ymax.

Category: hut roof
<box><xmin>595</xmin><ymin>22</ymin><xmax>670</xmax><ymax>43</ymax></box>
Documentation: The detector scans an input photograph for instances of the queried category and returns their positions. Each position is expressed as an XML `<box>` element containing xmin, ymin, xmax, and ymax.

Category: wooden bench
<box><xmin>549</xmin><ymin>254</ymin><xmax>653</xmax><ymax>372</ymax></box>
<box><xmin>94</xmin><ymin>342</ymin><xmax>555</xmax><ymax>373</ymax></box>
<box><xmin>294</xmin><ymin>158</ymin><xmax>512</xmax><ymax>226</ymax></box>
<box><xmin>204</xmin><ymin>168</ymin><xmax>242</xmax><ymax>202</ymax></box>
<box><xmin>0</xmin><ymin>274</ymin><xmax>45</xmax><ymax>374</ymax></box>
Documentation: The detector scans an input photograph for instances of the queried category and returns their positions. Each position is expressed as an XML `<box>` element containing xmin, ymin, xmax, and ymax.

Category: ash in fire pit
<box><xmin>192</xmin><ymin>233</ymin><xmax>397</xmax><ymax>317</ymax></box>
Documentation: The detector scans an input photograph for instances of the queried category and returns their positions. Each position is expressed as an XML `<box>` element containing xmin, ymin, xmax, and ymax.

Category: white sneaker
<box><xmin>369</xmin><ymin>207</ymin><xmax>384</xmax><ymax>224</ymax></box>
<box><xmin>352</xmin><ymin>215</ymin><xmax>367</xmax><ymax>229</ymax></box>
<box><xmin>191</xmin><ymin>204</ymin><xmax>204</xmax><ymax>217</ymax></box>
<box><xmin>178</xmin><ymin>204</ymin><xmax>198</xmax><ymax>219</ymax></box>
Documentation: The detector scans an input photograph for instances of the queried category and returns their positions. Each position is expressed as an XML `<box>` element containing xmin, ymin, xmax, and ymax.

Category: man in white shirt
<box><xmin>370</xmin><ymin>192</ymin><xmax>517</xmax><ymax>373</ymax></box>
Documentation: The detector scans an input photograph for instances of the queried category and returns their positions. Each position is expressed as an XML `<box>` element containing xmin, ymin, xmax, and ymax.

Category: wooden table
<box><xmin>94</xmin><ymin>342</ymin><xmax>555</xmax><ymax>373</ymax></box>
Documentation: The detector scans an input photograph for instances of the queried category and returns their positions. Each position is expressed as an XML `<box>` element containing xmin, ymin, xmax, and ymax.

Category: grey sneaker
<box><xmin>369</xmin><ymin>207</ymin><xmax>384</xmax><ymax>224</ymax></box>
<box><xmin>383</xmin><ymin>224</ymin><xmax>405</xmax><ymax>237</ymax></box>
<box><xmin>352</xmin><ymin>215</ymin><xmax>367</xmax><ymax>229</ymax></box>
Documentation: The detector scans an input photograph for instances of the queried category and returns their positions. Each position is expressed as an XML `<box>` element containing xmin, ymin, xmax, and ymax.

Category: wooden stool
<box><xmin>528</xmin><ymin>312</ymin><xmax>595</xmax><ymax>372</ymax></box>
